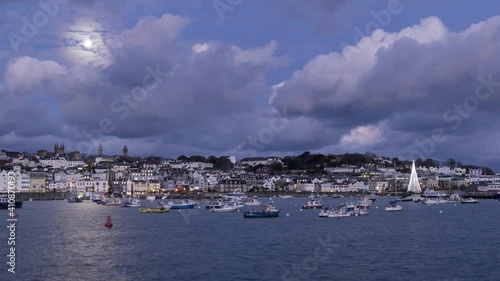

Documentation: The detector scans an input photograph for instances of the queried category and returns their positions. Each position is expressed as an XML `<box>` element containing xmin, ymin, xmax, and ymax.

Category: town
<box><xmin>0</xmin><ymin>144</ymin><xmax>498</xmax><ymax>198</ymax></box>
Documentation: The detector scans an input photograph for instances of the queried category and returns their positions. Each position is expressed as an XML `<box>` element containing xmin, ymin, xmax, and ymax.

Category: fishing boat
<box><xmin>164</xmin><ymin>199</ymin><xmax>197</xmax><ymax>209</ymax></box>
<box><xmin>243</xmin><ymin>204</ymin><xmax>280</xmax><ymax>218</ymax></box>
<box><xmin>356</xmin><ymin>198</ymin><xmax>372</xmax><ymax>209</ymax></box>
<box><xmin>461</xmin><ymin>197</ymin><xmax>478</xmax><ymax>204</ymax></box>
<box><xmin>244</xmin><ymin>196</ymin><xmax>262</xmax><ymax>206</ymax></box>
<box><xmin>319</xmin><ymin>204</ymin><xmax>354</xmax><ymax>218</ymax></box>
<box><xmin>302</xmin><ymin>199</ymin><xmax>323</xmax><ymax>209</ymax></box>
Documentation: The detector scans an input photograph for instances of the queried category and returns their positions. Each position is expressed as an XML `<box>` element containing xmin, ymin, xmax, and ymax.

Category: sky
<box><xmin>1</xmin><ymin>0</ymin><xmax>500</xmax><ymax>170</ymax></box>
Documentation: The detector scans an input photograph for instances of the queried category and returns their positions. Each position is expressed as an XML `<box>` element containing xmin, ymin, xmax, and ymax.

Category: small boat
<box><xmin>67</xmin><ymin>196</ymin><xmax>82</xmax><ymax>203</ymax></box>
<box><xmin>368</xmin><ymin>194</ymin><xmax>377</xmax><ymax>202</ymax></box>
<box><xmin>210</xmin><ymin>204</ymin><xmax>238</xmax><ymax>213</ymax></box>
<box><xmin>331</xmin><ymin>194</ymin><xmax>341</xmax><ymax>198</ymax></box>
<box><xmin>279</xmin><ymin>194</ymin><xmax>293</xmax><ymax>199</ymax></box>
<box><xmin>164</xmin><ymin>199</ymin><xmax>197</xmax><ymax>209</ymax></box>
<box><xmin>146</xmin><ymin>195</ymin><xmax>156</xmax><ymax>201</ymax></box>
<box><xmin>385</xmin><ymin>200</ymin><xmax>403</xmax><ymax>211</ymax></box>
<box><xmin>449</xmin><ymin>193</ymin><xmax>462</xmax><ymax>202</ymax></box>
<box><xmin>139</xmin><ymin>207</ymin><xmax>171</xmax><ymax>213</ymax></box>
<box><xmin>223</xmin><ymin>188</ymin><xmax>248</xmax><ymax>200</ymax></box>
<box><xmin>302</xmin><ymin>199</ymin><xmax>323</xmax><ymax>209</ymax></box>
<box><xmin>206</xmin><ymin>200</ymin><xmax>225</xmax><ymax>209</ymax></box>
<box><xmin>245</xmin><ymin>197</ymin><xmax>262</xmax><ymax>206</ymax></box>
<box><xmin>399</xmin><ymin>196</ymin><xmax>413</xmax><ymax>202</ymax></box>
<box><xmin>121</xmin><ymin>198</ymin><xmax>142</xmax><ymax>208</ymax></box>
<box><xmin>461</xmin><ymin>197</ymin><xmax>478</xmax><ymax>204</ymax></box>
<box><xmin>104</xmin><ymin>198</ymin><xmax>123</xmax><ymax>206</ymax></box>
<box><xmin>356</xmin><ymin>198</ymin><xmax>372</xmax><ymax>209</ymax></box>
<box><xmin>412</xmin><ymin>195</ymin><xmax>423</xmax><ymax>203</ymax></box>
<box><xmin>243</xmin><ymin>204</ymin><xmax>280</xmax><ymax>218</ymax></box>
<box><xmin>423</xmin><ymin>198</ymin><xmax>439</xmax><ymax>205</ymax></box>
<box><xmin>437</xmin><ymin>198</ymin><xmax>448</xmax><ymax>204</ymax></box>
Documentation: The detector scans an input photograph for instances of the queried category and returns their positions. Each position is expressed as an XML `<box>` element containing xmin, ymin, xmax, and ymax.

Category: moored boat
<box><xmin>243</xmin><ymin>204</ymin><xmax>280</xmax><ymax>218</ymax></box>
<box><xmin>164</xmin><ymin>199</ymin><xmax>197</xmax><ymax>209</ymax></box>
<box><xmin>302</xmin><ymin>199</ymin><xmax>323</xmax><ymax>209</ymax></box>
<box><xmin>139</xmin><ymin>207</ymin><xmax>171</xmax><ymax>213</ymax></box>
<box><xmin>461</xmin><ymin>197</ymin><xmax>478</xmax><ymax>204</ymax></box>
<box><xmin>210</xmin><ymin>204</ymin><xmax>238</xmax><ymax>213</ymax></box>
<box><xmin>0</xmin><ymin>196</ymin><xmax>23</xmax><ymax>209</ymax></box>
<box><xmin>385</xmin><ymin>200</ymin><xmax>403</xmax><ymax>211</ymax></box>
<box><xmin>244</xmin><ymin>197</ymin><xmax>262</xmax><ymax>206</ymax></box>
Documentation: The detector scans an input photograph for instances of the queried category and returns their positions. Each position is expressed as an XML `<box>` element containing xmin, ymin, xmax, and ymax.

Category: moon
<box><xmin>83</xmin><ymin>39</ymin><xmax>93</xmax><ymax>48</ymax></box>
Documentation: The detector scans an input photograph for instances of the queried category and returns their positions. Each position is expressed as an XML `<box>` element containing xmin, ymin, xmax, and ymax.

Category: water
<box><xmin>1</xmin><ymin>197</ymin><xmax>499</xmax><ymax>281</ymax></box>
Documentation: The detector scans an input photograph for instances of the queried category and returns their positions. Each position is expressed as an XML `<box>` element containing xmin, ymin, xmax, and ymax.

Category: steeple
<box><xmin>123</xmin><ymin>145</ymin><xmax>128</xmax><ymax>158</ymax></box>
<box><xmin>98</xmin><ymin>143</ymin><xmax>103</xmax><ymax>157</ymax></box>
<box><xmin>407</xmin><ymin>161</ymin><xmax>422</xmax><ymax>193</ymax></box>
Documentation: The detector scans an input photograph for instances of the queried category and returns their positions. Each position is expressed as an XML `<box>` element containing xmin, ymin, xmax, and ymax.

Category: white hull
<box><xmin>210</xmin><ymin>207</ymin><xmax>237</xmax><ymax>212</ymax></box>
<box><xmin>385</xmin><ymin>205</ymin><xmax>403</xmax><ymax>211</ymax></box>
<box><xmin>245</xmin><ymin>201</ymin><xmax>262</xmax><ymax>206</ymax></box>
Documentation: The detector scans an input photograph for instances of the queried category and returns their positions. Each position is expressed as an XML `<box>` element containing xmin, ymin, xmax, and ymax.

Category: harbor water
<box><xmin>1</xmin><ymin>197</ymin><xmax>499</xmax><ymax>281</ymax></box>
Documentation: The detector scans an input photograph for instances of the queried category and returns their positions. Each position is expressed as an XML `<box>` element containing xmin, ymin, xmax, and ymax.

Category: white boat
<box><xmin>223</xmin><ymin>188</ymin><xmax>248</xmax><ymax>200</ymax></box>
<box><xmin>356</xmin><ymin>198</ymin><xmax>372</xmax><ymax>209</ymax></box>
<box><xmin>422</xmin><ymin>189</ymin><xmax>447</xmax><ymax>198</ymax></box>
<box><xmin>129</xmin><ymin>198</ymin><xmax>142</xmax><ymax>207</ymax></box>
<box><xmin>385</xmin><ymin>201</ymin><xmax>403</xmax><ymax>211</ymax></box>
<box><xmin>206</xmin><ymin>200</ymin><xmax>225</xmax><ymax>209</ymax></box>
<box><xmin>210</xmin><ymin>204</ymin><xmax>238</xmax><ymax>213</ymax></box>
<box><xmin>227</xmin><ymin>201</ymin><xmax>245</xmax><ymax>210</ymax></box>
<box><xmin>412</xmin><ymin>195</ymin><xmax>423</xmax><ymax>203</ymax></box>
<box><xmin>461</xmin><ymin>197</ymin><xmax>478</xmax><ymax>204</ymax></box>
<box><xmin>423</xmin><ymin>198</ymin><xmax>439</xmax><ymax>205</ymax></box>
<box><xmin>437</xmin><ymin>198</ymin><xmax>448</xmax><ymax>204</ymax></box>
<box><xmin>302</xmin><ymin>199</ymin><xmax>323</xmax><ymax>209</ymax></box>
<box><xmin>279</xmin><ymin>194</ymin><xmax>293</xmax><ymax>199</ymax></box>
<box><xmin>146</xmin><ymin>195</ymin><xmax>156</xmax><ymax>201</ymax></box>
<box><xmin>245</xmin><ymin>197</ymin><xmax>262</xmax><ymax>206</ymax></box>
<box><xmin>449</xmin><ymin>193</ymin><xmax>462</xmax><ymax>202</ymax></box>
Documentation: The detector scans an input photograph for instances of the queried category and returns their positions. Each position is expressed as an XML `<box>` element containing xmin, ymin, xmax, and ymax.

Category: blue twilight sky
<box><xmin>1</xmin><ymin>0</ymin><xmax>500</xmax><ymax>170</ymax></box>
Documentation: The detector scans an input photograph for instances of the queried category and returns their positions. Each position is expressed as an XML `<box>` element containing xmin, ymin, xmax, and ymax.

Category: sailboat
<box><xmin>386</xmin><ymin>163</ymin><xmax>403</xmax><ymax>212</ymax></box>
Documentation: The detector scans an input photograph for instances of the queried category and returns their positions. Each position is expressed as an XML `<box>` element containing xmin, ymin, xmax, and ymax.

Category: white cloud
<box><xmin>5</xmin><ymin>56</ymin><xmax>67</xmax><ymax>92</ymax></box>
<box><xmin>192</xmin><ymin>43</ymin><xmax>210</xmax><ymax>54</ymax></box>
<box><xmin>341</xmin><ymin>124</ymin><xmax>384</xmax><ymax>146</ymax></box>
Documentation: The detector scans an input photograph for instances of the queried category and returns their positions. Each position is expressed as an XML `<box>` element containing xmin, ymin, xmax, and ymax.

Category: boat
<box><xmin>319</xmin><ymin>203</ymin><xmax>356</xmax><ymax>218</ymax></box>
<box><xmin>139</xmin><ymin>207</ymin><xmax>171</xmax><ymax>213</ymax></box>
<box><xmin>0</xmin><ymin>196</ymin><xmax>23</xmax><ymax>209</ymax></box>
<box><xmin>90</xmin><ymin>194</ymin><xmax>103</xmax><ymax>203</ymax></box>
<box><xmin>279</xmin><ymin>194</ymin><xmax>293</xmax><ymax>199</ymax></box>
<box><xmin>423</xmin><ymin>198</ymin><xmax>439</xmax><ymax>205</ymax></box>
<box><xmin>206</xmin><ymin>200</ymin><xmax>225</xmax><ymax>209</ymax></box>
<box><xmin>422</xmin><ymin>189</ymin><xmax>447</xmax><ymax>198</ymax></box>
<box><xmin>331</xmin><ymin>194</ymin><xmax>341</xmax><ymax>198</ymax></box>
<box><xmin>243</xmin><ymin>204</ymin><xmax>280</xmax><ymax>218</ymax></box>
<box><xmin>412</xmin><ymin>194</ymin><xmax>423</xmax><ymax>203</ymax></box>
<box><xmin>437</xmin><ymin>198</ymin><xmax>448</xmax><ymax>204</ymax></box>
<box><xmin>302</xmin><ymin>199</ymin><xmax>324</xmax><ymax>209</ymax></box>
<box><xmin>164</xmin><ymin>199</ymin><xmax>197</xmax><ymax>209</ymax></box>
<box><xmin>449</xmin><ymin>193</ymin><xmax>462</xmax><ymax>202</ymax></box>
<box><xmin>67</xmin><ymin>195</ymin><xmax>83</xmax><ymax>203</ymax></box>
<box><xmin>104</xmin><ymin>198</ymin><xmax>123</xmax><ymax>206</ymax></box>
<box><xmin>385</xmin><ymin>200</ymin><xmax>403</xmax><ymax>211</ymax></box>
<box><xmin>227</xmin><ymin>201</ymin><xmax>245</xmax><ymax>210</ymax></box>
<box><xmin>308</xmin><ymin>193</ymin><xmax>320</xmax><ymax>199</ymax></box>
<box><xmin>146</xmin><ymin>195</ymin><xmax>156</xmax><ymax>201</ymax></box>
<box><xmin>461</xmin><ymin>197</ymin><xmax>478</xmax><ymax>204</ymax></box>
<box><xmin>244</xmin><ymin>196</ymin><xmax>262</xmax><ymax>206</ymax></box>
<box><xmin>210</xmin><ymin>204</ymin><xmax>238</xmax><ymax>213</ymax></box>
<box><xmin>121</xmin><ymin>198</ymin><xmax>142</xmax><ymax>207</ymax></box>
<box><xmin>356</xmin><ymin>198</ymin><xmax>372</xmax><ymax>209</ymax></box>
<box><xmin>223</xmin><ymin>188</ymin><xmax>248</xmax><ymax>200</ymax></box>
<box><xmin>398</xmin><ymin>195</ymin><xmax>413</xmax><ymax>202</ymax></box>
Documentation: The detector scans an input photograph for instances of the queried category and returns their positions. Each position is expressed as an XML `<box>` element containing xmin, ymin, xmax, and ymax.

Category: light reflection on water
<box><xmin>0</xmin><ymin>198</ymin><xmax>499</xmax><ymax>281</ymax></box>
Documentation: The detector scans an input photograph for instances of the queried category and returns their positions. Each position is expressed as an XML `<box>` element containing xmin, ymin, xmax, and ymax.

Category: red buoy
<box><xmin>105</xmin><ymin>215</ymin><xmax>113</xmax><ymax>228</ymax></box>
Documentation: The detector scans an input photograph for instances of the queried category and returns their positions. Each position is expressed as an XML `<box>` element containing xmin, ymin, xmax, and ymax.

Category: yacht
<box><xmin>210</xmin><ymin>203</ymin><xmax>238</xmax><ymax>213</ymax></box>
<box><xmin>163</xmin><ymin>199</ymin><xmax>197</xmax><ymax>209</ymax></box>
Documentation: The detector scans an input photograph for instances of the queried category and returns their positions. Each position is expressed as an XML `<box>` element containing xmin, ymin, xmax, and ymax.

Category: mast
<box><xmin>394</xmin><ymin>162</ymin><xmax>397</xmax><ymax>198</ymax></box>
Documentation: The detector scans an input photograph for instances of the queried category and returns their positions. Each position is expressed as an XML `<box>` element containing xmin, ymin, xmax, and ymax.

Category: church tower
<box><xmin>123</xmin><ymin>145</ymin><xmax>128</xmax><ymax>158</ymax></box>
<box><xmin>98</xmin><ymin>144</ymin><xmax>103</xmax><ymax>157</ymax></box>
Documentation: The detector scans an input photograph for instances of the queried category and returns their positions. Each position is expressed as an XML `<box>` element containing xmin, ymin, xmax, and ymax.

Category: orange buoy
<box><xmin>104</xmin><ymin>215</ymin><xmax>113</xmax><ymax>228</ymax></box>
